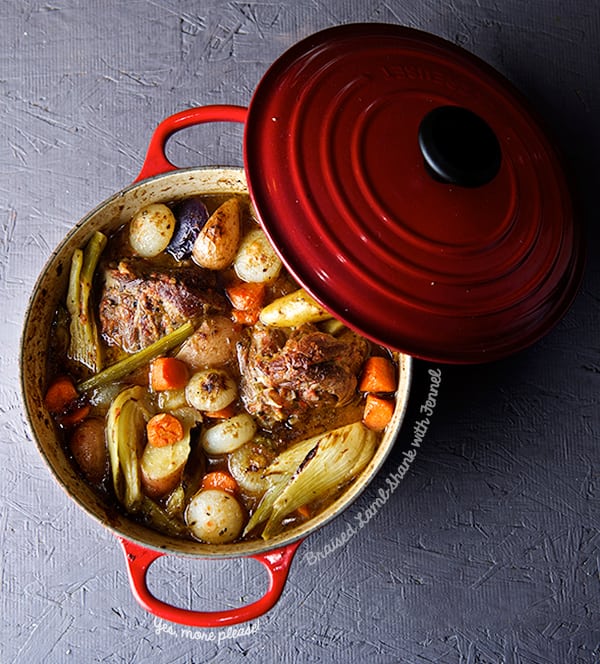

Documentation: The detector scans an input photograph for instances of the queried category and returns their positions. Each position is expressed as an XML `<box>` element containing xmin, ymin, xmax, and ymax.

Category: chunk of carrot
<box><xmin>227</xmin><ymin>281</ymin><xmax>266</xmax><ymax>313</ymax></box>
<box><xmin>231</xmin><ymin>307</ymin><xmax>260</xmax><ymax>325</ymax></box>
<box><xmin>44</xmin><ymin>376</ymin><xmax>79</xmax><ymax>413</ymax></box>
<box><xmin>363</xmin><ymin>394</ymin><xmax>394</xmax><ymax>431</ymax></box>
<box><xmin>296</xmin><ymin>504</ymin><xmax>312</xmax><ymax>519</ymax></box>
<box><xmin>227</xmin><ymin>281</ymin><xmax>266</xmax><ymax>326</ymax></box>
<box><xmin>201</xmin><ymin>470</ymin><xmax>239</xmax><ymax>495</ymax></box>
<box><xmin>146</xmin><ymin>412</ymin><xmax>185</xmax><ymax>447</ymax></box>
<box><xmin>150</xmin><ymin>357</ymin><xmax>189</xmax><ymax>392</ymax></box>
<box><xmin>204</xmin><ymin>402</ymin><xmax>237</xmax><ymax>419</ymax></box>
<box><xmin>58</xmin><ymin>404</ymin><xmax>91</xmax><ymax>428</ymax></box>
<box><xmin>359</xmin><ymin>356</ymin><xmax>396</xmax><ymax>393</ymax></box>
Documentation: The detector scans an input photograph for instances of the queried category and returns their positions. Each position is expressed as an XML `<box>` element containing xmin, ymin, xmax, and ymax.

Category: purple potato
<box><xmin>166</xmin><ymin>196</ymin><xmax>209</xmax><ymax>260</ymax></box>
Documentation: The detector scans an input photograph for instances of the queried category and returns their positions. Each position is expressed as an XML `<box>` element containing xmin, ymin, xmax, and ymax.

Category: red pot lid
<box><xmin>244</xmin><ymin>23</ymin><xmax>585</xmax><ymax>363</ymax></box>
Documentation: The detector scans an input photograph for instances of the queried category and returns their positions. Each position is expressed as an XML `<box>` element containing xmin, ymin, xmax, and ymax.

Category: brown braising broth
<box><xmin>45</xmin><ymin>193</ymin><xmax>398</xmax><ymax>543</ymax></box>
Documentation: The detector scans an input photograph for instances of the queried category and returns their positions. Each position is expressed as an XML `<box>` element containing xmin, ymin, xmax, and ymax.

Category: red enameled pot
<box><xmin>20</xmin><ymin>104</ymin><xmax>412</xmax><ymax>627</ymax></box>
<box><xmin>21</xmin><ymin>23</ymin><xmax>584</xmax><ymax>628</ymax></box>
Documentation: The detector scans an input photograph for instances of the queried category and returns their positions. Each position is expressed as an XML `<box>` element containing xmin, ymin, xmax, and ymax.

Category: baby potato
<box><xmin>140</xmin><ymin>435</ymin><xmax>191</xmax><ymax>500</ymax></box>
<box><xmin>69</xmin><ymin>418</ymin><xmax>108</xmax><ymax>485</ymax></box>
<box><xmin>192</xmin><ymin>197</ymin><xmax>241</xmax><ymax>270</ymax></box>
<box><xmin>259</xmin><ymin>288</ymin><xmax>332</xmax><ymax>327</ymax></box>
<box><xmin>185</xmin><ymin>369</ymin><xmax>237</xmax><ymax>412</ymax></box>
<box><xmin>166</xmin><ymin>196</ymin><xmax>209</xmax><ymax>260</ymax></box>
<box><xmin>129</xmin><ymin>203</ymin><xmax>176</xmax><ymax>257</ymax></box>
<box><xmin>176</xmin><ymin>316</ymin><xmax>240</xmax><ymax>369</ymax></box>
<box><xmin>185</xmin><ymin>488</ymin><xmax>245</xmax><ymax>543</ymax></box>
<box><xmin>233</xmin><ymin>228</ymin><xmax>282</xmax><ymax>283</ymax></box>
<box><xmin>201</xmin><ymin>413</ymin><xmax>257</xmax><ymax>455</ymax></box>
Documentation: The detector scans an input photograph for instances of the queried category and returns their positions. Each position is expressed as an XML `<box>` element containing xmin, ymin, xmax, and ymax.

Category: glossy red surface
<box><xmin>120</xmin><ymin>537</ymin><xmax>303</xmax><ymax>627</ymax></box>
<box><xmin>244</xmin><ymin>24</ymin><xmax>584</xmax><ymax>362</ymax></box>
<box><xmin>136</xmin><ymin>104</ymin><xmax>248</xmax><ymax>182</ymax></box>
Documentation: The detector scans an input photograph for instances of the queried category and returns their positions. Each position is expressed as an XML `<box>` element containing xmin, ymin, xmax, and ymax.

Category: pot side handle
<box><xmin>118</xmin><ymin>536</ymin><xmax>303</xmax><ymax>628</ymax></box>
<box><xmin>134</xmin><ymin>105</ymin><xmax>248</xmax><ymax>183</ymax></box>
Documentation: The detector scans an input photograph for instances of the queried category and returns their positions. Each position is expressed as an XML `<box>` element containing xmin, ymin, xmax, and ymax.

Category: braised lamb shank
<box><xmin>238</xmin><ymin>323</ymin><xmax>369</xmax><ymax>429</ymax></box>
<box><xmin>98</xmin><ymin>259</ymin><xmax>226</xmax><ymax>353</ymax></box>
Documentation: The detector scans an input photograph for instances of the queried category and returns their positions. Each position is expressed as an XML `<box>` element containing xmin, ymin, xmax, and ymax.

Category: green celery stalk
<box><xmin>77</xmin><ymin>321</ymin><xmax>194</xmax><ymax>394</ymax></box>
<box><xmin>141</xmin><ymin>497</ymin><xmax>188</xmax><ymax>537</ymax></box>
<box><xmin>66</xmin><ymin>231</ymin><xmax>107</xmax><ymax>372</ymax></box>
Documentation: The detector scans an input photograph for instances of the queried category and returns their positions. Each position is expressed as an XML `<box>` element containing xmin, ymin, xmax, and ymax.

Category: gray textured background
<box><xmin>2</xmin><ymin>1</ymin><xmax>600</xmax><ymax>662</ymax></box>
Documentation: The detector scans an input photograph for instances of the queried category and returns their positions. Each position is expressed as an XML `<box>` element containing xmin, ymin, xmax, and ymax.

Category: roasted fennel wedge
<box><xmin>244</xmin><ymin>422</ymin><xmax>377</xmax><ymax>539</ymax></box>
<box><xmin>66</xmin><ymin>231</ymin><xmax>107</xmax><ymax>372</ymax></box>
<box><xmin>106</xmin><ymin>385</ymin><xmax>151</xmax><ymax>511</ymax></box>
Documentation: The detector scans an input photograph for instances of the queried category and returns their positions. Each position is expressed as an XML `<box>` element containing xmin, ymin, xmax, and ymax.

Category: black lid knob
<box><xmin>418</xmin><ymin>106</ymin><xmax>502</xmax><ymax>187</ymax></box>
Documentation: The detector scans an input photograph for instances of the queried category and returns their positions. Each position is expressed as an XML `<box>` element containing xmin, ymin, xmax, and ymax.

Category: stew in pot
<box><xmin>44</xmin><ymin>194</ymin><xmax>401</xmax><ymax>544</ymax></box>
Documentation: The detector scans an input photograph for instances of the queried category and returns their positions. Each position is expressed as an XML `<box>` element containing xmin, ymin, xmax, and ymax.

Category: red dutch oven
<box><xmin>20</xmin><ymin>24</ymin><xmax>584</xmax><ymax>628</ymax></box>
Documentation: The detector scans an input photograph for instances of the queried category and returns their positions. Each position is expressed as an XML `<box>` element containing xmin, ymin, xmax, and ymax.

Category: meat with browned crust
<box><xmin>98</xmin><ymin>259</ymin><xmax>226</xmax><ymax>353</ymax></box>
<box><xmin>237</xmin><ymin>323</ymin><xmax>369</xmax><ymax>428</ymax></box>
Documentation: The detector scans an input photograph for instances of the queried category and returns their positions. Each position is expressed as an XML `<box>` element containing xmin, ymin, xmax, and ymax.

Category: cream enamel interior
<box><xmin>20</xmin><ymin>166</ymin><xmax>412</xmax><ymax>558</ymax></box>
